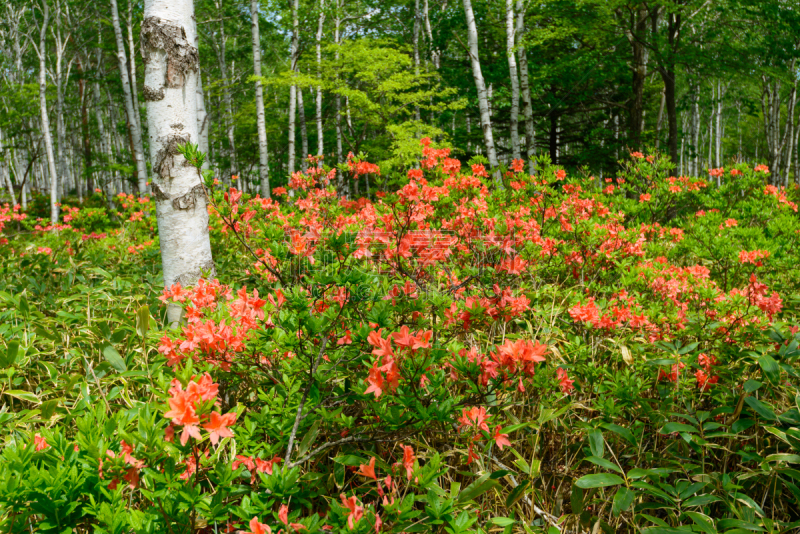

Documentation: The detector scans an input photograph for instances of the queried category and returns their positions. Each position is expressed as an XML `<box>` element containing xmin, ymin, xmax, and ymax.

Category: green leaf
<box><xmin>489</xmin><ymin>517</ymin><xmax>515</xmax><ymax>527</ymax></box>
<box><xmin>297</xmin><ymin>419</ymin><xmax>321</xmax><ymax>458</ymax></box>
<box><xmin>505</xmin><ymin>480</ymin><xmax>530</xmax><ymax>508</ymax></box>
<box><xmin>743</xmin><ymin>379</ymin><xmax>762</xmax><ymax>393</ymax></box>
<box><xmin>4</xmin><ymin>390</ymin><xmax>40</xmax><ymax>404</ymax></box>
<box><xmin>684</xmin><ymin>511</ymin><xmax>717</xmax><ymax>534</ymax></box>
<box><xmin>584</xmin><ymin>456</ymin><xmax>623</xmax><ymax>474</ymax></box>
<box><xmin>570</xmin><ymin>485</ymin><xmax>583</xmax><ymax>514</ymax></box>
<box><xmin>758</xmin><ymin>354</ymin><xmax>780</xmax><ymax>384</ymax></box>
<box><xmin>588</xmin><ymin>428</ymin><xmax>604</xmax><ymax>458</ymax></box>
<box><xmin>612</xmin><ymin>487</ymin><xmax>634</xmax><ymax>516</ymax></box>
<box><xmin>683</xmin><ymin>494</ymin><xmax>722</xmax><ymax>507</ymax></box>
<box><xmin>745</xmin><ymin>397</ymin><xmax>777</xmax><ymax>421</ymax></box>
<box><xmin>458</xmin><ymin>474</ymin><xmax>499</xmax><ymax>503</ymax></box>
<box><xmin>0</xmin><ymin>341</ymin><xmax>19</xmax><ymax>367</ymax></box>
<box><xmin>102</xmin><ymin>345</ymin><xmax>127</xmax><ymax>372</ymax></box>
<box><xmin>659</xmin><ymin>422</ymin><xmax>698</xmax><ymax>434</ymax></box>
<box><xmin>575</xmin><ymin>473</ymin><xmax>624</xmax><ymax>488</ymax></box>
<box><xmin>601</xmin><ymin>423</ymin><xmax>637</xmax><ymax>445</ymax></box>
<box><xmin>136</xmin><ymin>305</ymin><xmax>151</xmax><ymax>338</ymax></box>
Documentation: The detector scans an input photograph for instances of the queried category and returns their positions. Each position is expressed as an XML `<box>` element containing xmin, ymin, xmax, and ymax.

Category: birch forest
<box><xmin>3</xmin><ymin>1</ymin><xmax>800</xmax><ymax>533</ymax></box>
<box><xmin>2</xmin><ymin>0</ymin><xmax>799</xmax><ymax>217</ymax></box>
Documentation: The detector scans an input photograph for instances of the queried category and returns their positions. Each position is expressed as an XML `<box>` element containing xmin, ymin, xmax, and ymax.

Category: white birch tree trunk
<box><xmin>111</xmin><ymin>0</ymin><xmax>147</xmax><ymax>193</ymax></box>
<box><xmin>36</xmin><ymin>0</ymin><xmax>60</xmax><ymax>223</ymax></box>
<box><xmin>142</xmin><ymin>0</ymin><xmax>215</xmax><ymax>323</ymax></box>
<box><xmin>505</xmin><ymin>0</ymin><xmax>520</xmax><ymax>161</ymax></box>
<box><xmin>516</xmin><ymin>0</ymin><xmax>534</xmax><ymax>174</ymax></box>
<box><xmin>423</xmin><ymin>0</ymin><xmax>440</xmax><ymax>68</ymax></box>
<box><xmin>334</xmin><ymin>1</ymin><xmax>345</xmax><ymax>196</ymax></box>
<box><xmin>298</xmin><ymin>86</ymin><xmax>309</xmax><ymax>171</ymax></box>
<box><xmin>196</xmin><ymin>48</ymin><xmax>210</xmax><ymax>169</ymax></box>
<box><xmin>413</xmin><ymin>0</ymin><xmax>421</xmax><ymax>124</ymax></box>
<box><xmin>128</xmin><ymin>1</ymin><xmax>142</xmax><ymax>129</ymax></box>
<box><xmin>251</xmin><ymin>0</ymin><xmax>271</xmax><ymax>197</ymax></box>
<box><xmin>215</xmin><ymin>3</ymin><xmax>237</xmax><ymax>184</ymax></box>
<box><xmin>316</xmin><ymin>0</ymin><xmax>325</xmax><ymax>158</ymax></box>
<box><xmin>462</xmin><ymin>0</ymin><xmax>500</xmax><ymax>184</ymax></box>
<box><xmin>288</xmin><ymin>0</ymin><xmax>299</xmax><ymax>181</ymax></box>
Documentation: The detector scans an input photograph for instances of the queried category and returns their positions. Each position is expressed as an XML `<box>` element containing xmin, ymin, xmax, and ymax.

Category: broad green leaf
<box><xmin>136</xmin><ymin>304</ymin><xmax>151</xmax><ymax>338</ymax></box>
<box><xmin>684</xmin><ymin>511</ymin><xmax>717</xmax><ymax>534</ymax></box>
<box><xmin>102</xmin><ymin>345</ymin><xmax>127</xmax><ymax>372</ymax></box>
<box><xmin>612</xmin><ymin>487</ymin><xmax>634</xmax><ymax>516</ymax></box>
<box><xmin>575</xmin><ymin>473</ymin><xmax>624</xmax><ymax>488</ymax></box>
<box><xmin>588</xmin><ymin>428</ymin><xmax>604</xmax><ymax>458</ymax></box>
<box><xmin>758</xmin><ymin>354</ymin><xmax>780</xmax><ymax>384</ymax></box>
<box><xmin>4</xmin><ymin>390</ymin><xmax>40</xmax><ymax>404</ymax></box>
<box><xmin>505</xmin><ymin>480</ymin><xmax>529</xmax><ymax>508</ymax></box>
<box><xmin>601</xmin><ymin>423</ymin><xmax>637</xmax><ymax>445</ymax></box>
<box><xmin>743</xmin><ymin>379</ymin><xmax>762</xmax><ymax>393</ymax></box>
<box><xmin>458</xmin><ymin>474</ymin><xmax>499</xmax><ymax>503</ymax></box>
<box><xmin>660</xmin><ymin>422</ymin><xmax>698</xmax><ymax>434</ymax></box>
<box><xmin>489</xmin><ymin>517</ymin><xmax>515</xmax><ymax>527</ymax></box>
<box><xmin>584</xmin><ymin>456</ymin><xmax>623</xmax><ymax>474</ymax></box>
<box><xmin>0</xmin><ymin>341</ymin><xmax>19</xmax><ymax>367</ymax></box>
<box><xmin>744</xmin><ymin>397</ymin><xmax>777</xmax><ymax>421</ymax></box>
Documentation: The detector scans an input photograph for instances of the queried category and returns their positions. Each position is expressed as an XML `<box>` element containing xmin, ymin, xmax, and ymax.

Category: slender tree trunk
<box><xmin>626</xmin><ymin>7</ymin><xmax>648</xmax><ymax>150</ymax></box>
<box><xmin>298</xmin><ymin>86</ymin><xmax>309</xmax><ymax>171</ymax></box>
<box><xmin>715</xmin><ymin>81</ymin><xmax>724</xmax><ymax>168</ymax></box>
<box><xmin>196</xmin><ymin>39</ymin><xmax>210</xmax><ymax>169</ymax></box>
<box><xmin>251</xmin><ymin>0</ymin><xmax>270</xmax><ymax>197</ymax></box>
<box><xmin>36</xmin><ymin>0</ymin><xmax>60</xmax><ymax>223</ymax></box>
<box><xmin>516</xmin><ymin>0</ymin><xmax>534</xmax><ymax>173</ymax></box>
<box><xmin>288</xmin><ymin>0</ymin><xmax>299</xmax><ymax>181</ymax></box>
<box><xmin>334</xmin><ymin>0</ymin><xmax>345</xmax><ymax>195</ymax></box>
<box><xmin>77</xmin><ymin>57</ymin><xmax>92</xmax><ymax>198</ymax></box>
<box><xmin>316</xmin><ymin>0</ymin><xmax>325</xmax><ymax>158</ymax></box>
<box><xmin>111</xmin><ymin>0</ymin><xmax>147</xmax><ymax>193</ymax></box>
<box><xmin>462</xmin><ymin>0</ymin><xmax>500</xmax><ymax>183</ymax></box>
<box><xmin>655</xmin><ymin>88</ymin><xmax>665</xmax><ymax>149</ymax></box>
<box><xmin>55</xmin><ymin>35</ymin><xmax>67</xmax><ymax>201</ymax></box>
<box><xmin>413</xmin><ymin>0</ymin><xmax>421</xmax><ymax>124</ymax></box>
<box><xmin>142</xmin><ymin>0</ymin><xmax>215</xmax><ymax>323</ymax></box>
<box><xmin>423</xmin><ymin>0</ymin><xmax>439</xmax><ymax>68</ymax></box>
<box><xmin>216</xmin><ymin>2</ymin><xmax>238</xmax><ymax>183</ymax></box>
<box><xmin>126</xmin><ymin>0</ymin><xmax>142</xmax><ymax>136</ymax></box>
<box><xmin>505</xmin><ymin>0</ymin><xmax>520</xmax><ymax>161</ymax></box>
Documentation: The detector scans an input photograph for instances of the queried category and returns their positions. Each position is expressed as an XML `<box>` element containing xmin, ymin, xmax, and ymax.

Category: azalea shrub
<box><xmin>1</xmin><ymin>142</ymin><xmax>800</xmax><ymax>534</ymax></box>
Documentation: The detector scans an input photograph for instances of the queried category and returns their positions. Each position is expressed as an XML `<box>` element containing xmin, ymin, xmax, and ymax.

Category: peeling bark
<box><xmin>143</xmin><ymin>0</ymin><xmax>215</xmax><ymax>323</ymax></box>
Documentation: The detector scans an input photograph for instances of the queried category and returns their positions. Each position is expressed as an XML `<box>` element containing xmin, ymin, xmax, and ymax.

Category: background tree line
<box><xmin>1</xmin><ymin>0</ymin><xmax>799</xmax><ymax>221</ymax></box>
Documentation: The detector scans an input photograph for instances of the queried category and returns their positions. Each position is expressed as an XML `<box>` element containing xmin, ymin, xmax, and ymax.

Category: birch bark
<box><xmin>251</xmin><ymin>0</ymin><xmax>271</xmax><ymax>197</ymax></box>
<box><xmin>142</xmin><ymin>0</ymin><xmax>215</xmax><ymax>323</ymax></box>
<box><xmin>111</xmin><ymin>0</ymin><xmax>147</xmax><ymax>193</ymax></box>
<box><xmin>288</xmin><ymin>0</ymin><xmax>299</xmax><ymax>180</ymax></box>
<box><xmin>505</xmin><ymin>0</ymin><xmax>520</xmax><ymax>161</ymax></box>
<box><xmin>462</xmin><ymin>0</ymin><xmax>500</xmax><ymax>184</ymax></box>
<box><xmin>299</xmin><ymin>86</ymin><xmax>309</xmax><ymax>171</ymax></box>
<box><xmin>316</xmin><ymin>0</ymin><xmax>325</xmax><ymax>158</ymax></box>
<box><xmin>516</xmin><ymin>0</ymin><xmax>534</xmax><ymax>174</ymax></box>
<box><xmin>35</xmin><ymin>0</ymin><xmax>60</xmax><ymax>223</ymax></box>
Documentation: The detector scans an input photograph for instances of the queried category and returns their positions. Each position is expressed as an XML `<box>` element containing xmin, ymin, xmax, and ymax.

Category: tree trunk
<box><xmin>516</xmin><ymin>0</ymin><xmax>534</xmax><ymax>173</ymax></box>
<box><xmin>196</xmin><ymin>39</ymin><xmax>210</xmax><ymax>169</ymax></box>
<box><xmin>423</xmin><ymin>0</ymin><xmax>439</xmax><ymax>68</ymax></box>
<box><xmin>142</xmin><ymin>0</ymin><xmax>215</xmax><ymax>323</ymax></box>
<box><xmin>462</xmin><ymin>0</ymin><xmax>500</xmax><ymax>184</ymax></box>
<box><xmin>216</xmin><ymin>1</ymin><xmax>238</xmax><ymax>183</ymax></box>
<box><xmin>288</xmin><ymin>0</ymin><xmax>299</xmax><ymax>181</ymax></box>
<box><xmin>77</xmin><ymin>56</ymin><xmax>92</xmax><ymax>198</ymax></box>
<box><xmin>334</xmin><ymin>0</ymin><xmax>345</xmax><ymax>196</ymax></box>
<box><xmin>37</xmin><ymin>0</ymin><xmax>60</xmax><ymax>223</ymax></box>
<box><xmin>627</xmin><ymin>7</ymin><xmax>648</xmax><ymax>150</ymax></box>
<box><xmin>298</xmin><ymin>86</ymin><xmax>309</xmax><ymax>171</ymax></box>
<box><xmin>127</xmin><ymin>0</ymin><xmax>143</xmax><ymax>137</ymax></box>
<box><xmin>111</xmin><ymin>0</ymin><xmax>147</xmax><ymax>193</ymax></box>
<box><xmin>316</xmin><ymin>0</ymin><xmax>325</xmax><ymax>158</ymax></box>
<box><xmin>413</xmin><ymin>0</ymin><xmax>421</xmax><ymax>124</ymax></box>
<box><xmin>505</xmin><ymin>0</ymin><xmax>520</xmax><ymax>161</ymax></box>
<box><xmin>251</xmin><ymin>0</ymin><xmax>271</xmax><ymax>197</ymax></box>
